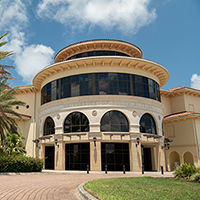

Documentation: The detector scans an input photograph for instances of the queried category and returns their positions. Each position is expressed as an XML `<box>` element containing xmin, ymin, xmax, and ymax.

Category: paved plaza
<box><xmin>0</xmin><ymin>171</ymin><xmax>173</xmax><ymax>200</ymax></box>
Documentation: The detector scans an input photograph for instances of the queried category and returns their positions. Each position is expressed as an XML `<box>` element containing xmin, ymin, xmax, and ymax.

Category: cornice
<box><xmin>33</xmin><ymin>56</ymin><xmax>169</xmax><ymax>90</ymax></box>
<box><xmin>4</xmin><ymin>85</ymin><xmax>36</xmax><ymax>94</ymax></box>
<box><xmin>54</xmin><ymin>40</ymin><xmax>143</xmax><ymax>63</ymax></box>
<box><xmin>164</xmin><ymin>111</ymin><xmax>200</xmax><ymax>124</ymax></box>
<box><xmin>161</xmin><ymin>87</ymin><xmax>200</xmax><ymax>98</ymax></box>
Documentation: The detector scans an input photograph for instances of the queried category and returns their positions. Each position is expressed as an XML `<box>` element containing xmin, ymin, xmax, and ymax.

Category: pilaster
<box><xmin>90</xmin><ymin>141</ymin><xmax>101</xmax><ymax>171</ymax></box>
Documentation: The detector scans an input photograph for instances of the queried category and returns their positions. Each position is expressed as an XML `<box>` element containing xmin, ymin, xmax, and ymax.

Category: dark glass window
<box><xmin>65</xmin><ymin>143</ymin><xmax>90</xmax><ymax>170</ymax></box>
<box><xmin>64</xmin><ymin>112</ymin><xmax>89</xmax><ymax>133</ymax></box>
<box><xmin>43</xmin><ymin>82</ymin><xmax>51</xmax><ymax>103</ymax></box>
<box><xmin>67</xmin><ymin>50</ymin><xmax>130</xmax><ymax>60</ymax></box>
<box><xmin>140</xmin><ymin>113</ymin><xmax>157</xmax><ymax>134</ymax></box>
<box><xmin>101</xmin><ymin>143</ymin><xmax>130</xmax><ymax>171</ymax></box>
<box><xmin>162</xmin><ymin>120</ymin><xmax>165</xmax><ymax>136</ymax></box>
<box><xmin>41</xmin><ymin>73</ymin><xmax>160</xmax><ymax>105</ymax></box>
<box><xmin>43</xmin><ymin>117</ymin><xmax>55</xmax><ymax>136</ymax></box>
<box><xmin>80</xmin><ymin>74</ymin><xmax>92</xmax><ymax>96</ymax></box>
<box><xmin>101</xmin><ymin>111</ymin><xmax>129</xmax><ymax>132</ymax></box>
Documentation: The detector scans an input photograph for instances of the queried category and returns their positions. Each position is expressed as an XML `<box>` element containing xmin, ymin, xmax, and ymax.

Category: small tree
<box><xmin>0</xmin><ymin>131</ymin><xmax>26</xmax><ymax>155</ymax></box>
<box><xmin>0</xmin><ymin>81</ymin><xmax>26</xmax><ymax>151</ymax></box>
<box><xmin>0</xmin><ymin>33</ymin><xmax>26</xmax><ymax>151</ymax></box>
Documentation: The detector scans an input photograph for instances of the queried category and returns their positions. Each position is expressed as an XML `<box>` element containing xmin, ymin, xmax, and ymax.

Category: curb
<box><xmin>77</xmin><ymin>182</ymin><xmax>98</xmax><ymax>200</ymax></box>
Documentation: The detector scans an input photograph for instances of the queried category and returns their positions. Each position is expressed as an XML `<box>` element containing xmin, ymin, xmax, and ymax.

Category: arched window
<box><xmin>43</xmin><ymin>117</ymin><xmax>55</xmax><ymax>136</ymax></box>
<box><xmin>101</xmin><ymin>111</ymin><xmax>129</xmax><ymax>132</ymax></box>
<box><xmin>140</xmin><ymin>113</ymin><xmax>157</xmax><ymax>134</ymax></box>
<box><xmin>64</xmin><ymin>112</ymin><xmax>89</xmax><ymax>133</ymax></box>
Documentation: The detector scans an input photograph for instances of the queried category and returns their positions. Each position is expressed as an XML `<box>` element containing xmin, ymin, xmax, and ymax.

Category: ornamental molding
<box><xmin>39</xmin><ymin>97</ymin><xmax>163</xmax><ymax>118</ymax></box>
<box><xmin>92</xmin><ymin>110</ymin><xmax>97</xmax><ymax>116</ymax></box>
<box><xmin>33</xmin><ymin>56</ymin><xmax>169</xmax><ymax>90</ymax></box>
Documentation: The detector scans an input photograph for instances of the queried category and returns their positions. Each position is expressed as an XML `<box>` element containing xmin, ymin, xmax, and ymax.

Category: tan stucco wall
<box><xmin>170</xmin><ymin>95</ymin><xmax>185</xmax><ymax>114</ymax></box>
<box><xmin>15</xmin><ymin>92</ymin><xmax>35</xmax><ymax>116</ymax></box>
<box><xmin>14</xmin><ymin>91</ymin><xmax>41</xmax><ymax>157</ymax></box>
<box><xmin>184</xmin><ymin>94</ymin><xmax>200</xmax><ymax>112</ymax></box>
<box><xmin>165</xmin><ymin>119</ymin><xmax>199</xmax><ymax>169</ymax></box>
<box><xmin>161</xmin><ymin>95</ymin><xmax>172</xmax><ymax>116</ymax></box>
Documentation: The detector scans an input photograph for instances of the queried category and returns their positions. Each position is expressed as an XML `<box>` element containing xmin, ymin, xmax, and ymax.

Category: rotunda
<box><xmin>33</xmin><ymin>40</ymin><xmax>169</xmax><ymax>171</ymax></box>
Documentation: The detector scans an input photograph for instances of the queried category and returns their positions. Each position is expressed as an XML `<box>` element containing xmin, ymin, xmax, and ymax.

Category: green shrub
<box><xmin>0</xmin><ymin>155</ymin><xmax>43</xmax><ymax>172</ymax></box>
<box><xmin>190</xmin><ymin>172</ymin><xmax>200</xmax><ymax>182</ymax></box>
<box><xmin>174</xmin><ymin>163</ymin><xmax>199</xmax><ymax>180</ymax></box>
<box><xmin>0</xmin><ymin>132</ymin><xmax>26</xmax><ymax>156</ymax></box>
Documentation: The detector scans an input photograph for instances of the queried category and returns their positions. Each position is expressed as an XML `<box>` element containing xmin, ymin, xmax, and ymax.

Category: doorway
<box><xmin>101</xmin><ymin>143</ymin><xmax>130</xmax><ymax>171</ymax></box>
<box><xmin>65</xmin><ymin>143</ymin><xmax>90</xmax><ymax>170</ymax></box>
<box><xmin>142</xmin><ymin>147</ymin><xmax>152</xmax><ymax>171</ymax></box>
<box><xmin>45</xmin><ymin>146</ymin><xmax>55</xmax><ymax>170</ymax></box>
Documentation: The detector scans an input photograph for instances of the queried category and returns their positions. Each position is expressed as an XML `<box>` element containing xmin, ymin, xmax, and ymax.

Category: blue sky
<box><xmin>0</xmin><ymin>0</ymin><xmax>200</xmax><ymax>90</ymax></box>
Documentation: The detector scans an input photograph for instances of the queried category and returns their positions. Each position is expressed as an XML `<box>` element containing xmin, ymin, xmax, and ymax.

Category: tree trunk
<box><xmin>0</xmin><ymin>126</ymin><xmax>5</xmax><ymax>152</ymax></box>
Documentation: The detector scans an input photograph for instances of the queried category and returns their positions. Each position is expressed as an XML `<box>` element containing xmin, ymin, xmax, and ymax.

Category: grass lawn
<box><xmin>84</xmin><ymin>177</ymin><xmax>200</xmax><ymax>200</ymax></box>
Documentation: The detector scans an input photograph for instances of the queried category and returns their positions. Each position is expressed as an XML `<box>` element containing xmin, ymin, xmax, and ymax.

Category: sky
<box><xmin>0</xmin><ymin>0</ymin><xmax>200</xmax><ymax>90</ymax></box>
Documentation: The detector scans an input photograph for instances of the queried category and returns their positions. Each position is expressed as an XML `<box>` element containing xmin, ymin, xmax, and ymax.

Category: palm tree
<box><xmin>0</xmin><ymin>32</ymin><xmax>15</xmax><ymax>81</ymax></box>
<box><xmin>0</xmin><ymin>80</ymin><xmax>26</xmax><ymax>152</ymax></box>
<box><xmin>0</xmin><ymin>33</ymin><xmax>25</xmax><ymax>152</ymax></box>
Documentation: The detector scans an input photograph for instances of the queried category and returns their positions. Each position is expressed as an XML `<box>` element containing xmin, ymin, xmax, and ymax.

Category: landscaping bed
<box><xmin>0</xmin><ymin>156</ymin><xmax>43</xmax><ymax>172</ymax></box>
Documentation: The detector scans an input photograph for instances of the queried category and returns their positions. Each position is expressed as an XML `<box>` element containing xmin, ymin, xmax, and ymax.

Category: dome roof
<box><xmin>54</xmin><ymin>39</ymin><xmax>143</xmax><ymax>63</ymax></box>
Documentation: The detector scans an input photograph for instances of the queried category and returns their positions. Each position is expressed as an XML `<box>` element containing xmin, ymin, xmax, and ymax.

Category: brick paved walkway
<box><xmin>0</xmin><ymin>172</ymin><xmax>173</xmax><ymax>200</ymax></box>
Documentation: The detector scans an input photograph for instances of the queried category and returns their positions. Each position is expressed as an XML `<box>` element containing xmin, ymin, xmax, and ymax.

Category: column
<box><xmin>180</xmin><ymin>156</ymin><xmax>184</xmax><ymax>165</ymax></box>
<box><xmin>90</xmin><ymin>141</ymin><xmax>101</xmax><ymax>171</ymax></box>
<box><xmin>54</xmin><ymin>136</ymin><xmax>65</xmax><ymax>170</ymax></box>
<box><xmin>130</xmin><ymin>140</ymin><xmax>142</xmax><ymax>172</ymax></box>
<box><xmin>40</xmin><ymin>143</ymin><xmax>45</xmax><ymax>169</ymax></box>
<box><xmin>158</xmin><ymin>143</ymin><xmax>166</xmax><ymax>172</ymax></box>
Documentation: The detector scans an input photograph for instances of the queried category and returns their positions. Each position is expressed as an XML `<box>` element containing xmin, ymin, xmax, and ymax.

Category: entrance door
<box><xmin>101</xmin><ymin>143</ymin><xmax>130</xmax><ymax>171</ymax></box>
<box><xmin>142</xmin><ymin>147</ymin><xmax>152</xmax><ymax>171</ymax></box>
<box><xmin>65</xmin><ymin>143</ymin><xmax>90</xmax><ymax>170</ymax></box>
<box><xmin>45</xmin><ymin>146</ymin><xmax>55</xmax><ymax>170</ymax></box>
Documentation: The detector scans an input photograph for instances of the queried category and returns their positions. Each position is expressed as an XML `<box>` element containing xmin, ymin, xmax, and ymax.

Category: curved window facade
<box><xmin>140</xmin><ymin>113</ymin><xmax>157</xmax><ymax>134</ymax></box>
<box><xmin>101</xmin><ymin>111</ymin><xmax>129</xmax><ymax>132</ymax></box>
<box><xmin>43</xmin><ymin>117</ymin><xmax>55</xmax><ymax>136</ymax></box>
<box><xmin>64</xmin><ymin>112</ymin><xmax>89</xmax><ymax>133</ymax></box>
<box><xmin>67</xmin><ymin>50</ymin><xmax>130</xmax><ymax>60</ymax></box>
<box><xmin>41</xmin><ymin>73</ymin><xmax>160</xmax><ymax>105</ymax></box>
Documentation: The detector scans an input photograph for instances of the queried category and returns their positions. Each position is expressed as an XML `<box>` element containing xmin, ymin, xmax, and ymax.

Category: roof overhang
<box><xmin>161</xmin><ymin>87</ymin><xmax>200</xmax><ymax>97</ymax></box>
<box><xmin>33</xmin><ymin>56</ymin><xmax>169</xmax><ymax>90</ymax></box>
<box><xmin>164</xmin><ymin>111</ymin><xmax>200</xmax><ymax>123</ymax></box>
<box><xmin>54</xmin><ymin>39</ymin><xmax>143</xmax><ymax>62</ymax></box>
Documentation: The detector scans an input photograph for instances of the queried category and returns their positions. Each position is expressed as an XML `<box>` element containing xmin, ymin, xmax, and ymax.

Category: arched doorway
<box><xmin>140</xmin><ymin>113</ymin><xmax>157</xmax><ymax>171</ymax></box>
<box><xmin>43</xmin><ymin>117</ymin><xmax>55</xmax><ymax>170</ymax></box>
<box><xmin>184</xmin><ymin>152</ymin><xmax>194</xmax><ymax>165</ymax></box>
<box><xmin>100</xmin><ymin>111</ymin><xmax>130</xmax><ymax>171</ymax></box>
<box><xmin>169</xmin><ymin>151</ymin><xmax>180</xmax><ymax>171</ymax></box>
<box><xmin>64</xmin><ymin>112</ymin><xmax>90</xmax><ymax>170</ymax></box>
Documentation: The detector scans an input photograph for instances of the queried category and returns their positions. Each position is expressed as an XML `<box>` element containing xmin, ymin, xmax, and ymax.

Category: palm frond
<box><xmin>0</xmin><ymin>32</ymin><xmax>8</xmax><ymax>40</ymax></box>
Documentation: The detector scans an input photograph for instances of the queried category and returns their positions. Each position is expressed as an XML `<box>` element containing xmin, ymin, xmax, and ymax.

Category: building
<box><xmin>11</xmin><ymin>40</ymin><xmax>200</xmax><ymax>171</ymax></box>
<box><xmin>161</xmin><ymin>87</ymin><xmax>200</xmax><ymax>170</ymax></box>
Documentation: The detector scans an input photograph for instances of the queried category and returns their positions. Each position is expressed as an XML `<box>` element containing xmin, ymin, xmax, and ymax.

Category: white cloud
<box><xmin>3</xmin><ymin>29</ymin><xmax>26</xmax><ymax>55</ymax></box>
<box><xmin>37</xmin><ymin>0</ymin><xmax>156</xmax><ymax>33</ymax></box>
<box><xmin>15</xmin><ymin>45</ymin><xmax>55</xmax><ymax>83</ymax></box>
<box><xmin>0</xmin><ymin>0</ymin><xmax>28</xmax><ymax>30</ymax></box>
<box><xmin>0</xmin><ymin>0</ymin><xmax>55</xmax><ymax>84</ymax></box>
<box><xmin>191</xmin><ymin>74</ymin><xmax>200</xmax><ymax>90</ymax></box>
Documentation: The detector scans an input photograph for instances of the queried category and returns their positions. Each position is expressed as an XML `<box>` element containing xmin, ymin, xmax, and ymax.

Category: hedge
<box><xmin>174</xmin><ymin>163</ymin><xmax>200</xmax><ymax>180</ymax></box>
<box><xmin>0</xmin><ymin>156</ymin><xmax>43</xmax><ymax>172</ymax></box>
